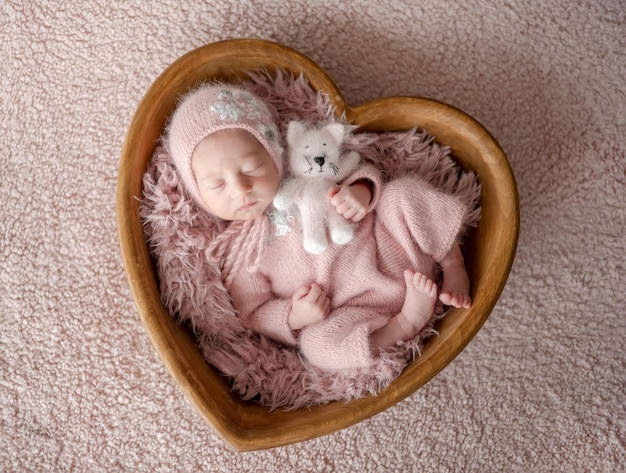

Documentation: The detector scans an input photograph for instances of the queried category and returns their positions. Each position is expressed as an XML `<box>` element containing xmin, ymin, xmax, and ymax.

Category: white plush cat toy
<box><xmin>273</xmin><ymin>120</ymin><xmax>361</xmax><ymax>254</ymax></box>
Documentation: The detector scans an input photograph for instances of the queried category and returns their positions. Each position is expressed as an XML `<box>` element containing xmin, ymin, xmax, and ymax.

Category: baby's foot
<box><xmin>396</xmin><ymin>269</ymin><xmax>438</xmax><ymax>338</ymax></box>
<box><xmin>369</xmin><ymin>271</ymin><xmax>437</xmax><ymax>351</ymax></box>
<box><xmin>439</xmin><ymin>269</ymin><xmax>472</xmax><ymax>308</ymax></box>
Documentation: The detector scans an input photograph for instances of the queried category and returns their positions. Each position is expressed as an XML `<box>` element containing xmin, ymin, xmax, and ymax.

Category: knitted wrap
<box><xmin>141</xmin><ymin>71</ymin><xmax>482</xmax><ymax>408</ymax></box>
<box><xmin>205</xmin><ymin>216</ymin><xmax>269</xmax><ymax>289</ymax></box>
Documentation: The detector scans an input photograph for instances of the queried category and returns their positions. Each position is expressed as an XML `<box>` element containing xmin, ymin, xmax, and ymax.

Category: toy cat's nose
<box><xmin>314</xmin><ymin>156</ymin><xmax>325</xmax><ymax>167</ymax></box>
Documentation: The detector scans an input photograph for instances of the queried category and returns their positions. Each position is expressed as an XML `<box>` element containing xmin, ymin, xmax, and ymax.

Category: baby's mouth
<box><xmin>238</xmin><ymin>201</ymin><xmax>258</xmax><ymax>211</ymax></box>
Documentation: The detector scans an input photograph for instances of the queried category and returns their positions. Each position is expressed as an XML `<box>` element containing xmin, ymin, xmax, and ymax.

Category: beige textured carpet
<box><xmin>2</xmin><ymin>1</ymin><xmax>624</xmax><ymax>471</ymax></box>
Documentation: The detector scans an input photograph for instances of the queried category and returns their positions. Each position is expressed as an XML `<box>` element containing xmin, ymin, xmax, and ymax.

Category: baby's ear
<box><xmin>287</xmin><ymin>121</ymin><xmax>307</xmax><ymax>147</ymax></box>
<box><xmin>321</xmin><ymin>123</ymin><xmax>345</xmax><ymax>146</ymax></box>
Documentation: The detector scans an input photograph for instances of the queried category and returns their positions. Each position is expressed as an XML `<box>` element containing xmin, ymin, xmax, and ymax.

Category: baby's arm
<box><xmin>229</xmin><ymin>269</ymin><xmax>330</xmax><ymax>344</ymax></box>
<box><xmin>327</xmin><ymin>181</ymin><xmax>372</xmax><ymax>222</ymax></box>
<box><xmin>289</xmin><ymin>283</ymin><xmax>330</xmax><ymax>330</ymax></box>
<box><xmin>229</xmin><ymin>270</ymin><xmax>298</xmax><ymax>345</ymax></box>
<box><xmin>327</xmin><ymin>161</ymin><xmax>382</xmax><ymax>222</ymax></box>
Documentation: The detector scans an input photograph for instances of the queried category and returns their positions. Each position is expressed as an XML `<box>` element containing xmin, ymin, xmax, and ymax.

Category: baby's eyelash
<box><xmin>244</xmin><ymin>163</ymin><xmax>264</xmax><ymax>174</ymax></box>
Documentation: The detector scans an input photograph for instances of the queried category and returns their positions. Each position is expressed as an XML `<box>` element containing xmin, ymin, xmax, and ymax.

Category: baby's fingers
<box><xmin>350</xmin><ymin>207</ymin><xmax>367</xmax><ymax>222</ymax></box>
<box><xmin>341</xmin><ymin>205</ymin><xmax>359</xmax><ymax>220</ymax></box>
<box><xmin>322</xmin><ymin>297</ymin><xmax>331</xmax><ymax>317</ymax></box>
<box><xmin>292</xmin><ymin>284</ymin><xmax>311</xmax><ymax>301</ymax></box>
<box><xmin>306</xmin><ymin>283</ymin><xmax>324</xmax><ymax>301</ymax></box>
<box><xmin>327</xmin><ymin>185</ymin><xmax>341</xmax><ymax>201</ymax></box>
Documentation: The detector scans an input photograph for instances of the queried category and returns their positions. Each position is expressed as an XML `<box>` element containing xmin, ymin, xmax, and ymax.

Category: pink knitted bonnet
<box><xmin>166</xmin><ymin>83</ymin><xmax>284</xmax><ymax>212</ymax></box>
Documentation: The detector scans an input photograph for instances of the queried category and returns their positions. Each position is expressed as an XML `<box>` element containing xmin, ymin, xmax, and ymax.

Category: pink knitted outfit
<box><xmin>165</xmin><ymin>82</ymin><xmax>467</xmax><ymax>372</ymax></box>
<box><xmin>227</xmin><ymin>167</ymin><xmax>466</xmax><ymax>371</ymax></box>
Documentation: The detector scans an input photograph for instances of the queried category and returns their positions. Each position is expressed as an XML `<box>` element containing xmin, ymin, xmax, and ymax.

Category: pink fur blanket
<box><xmin>140</xmin><ymin>71</ymin><xmax>481</xmax><ymax>410</ymax></box>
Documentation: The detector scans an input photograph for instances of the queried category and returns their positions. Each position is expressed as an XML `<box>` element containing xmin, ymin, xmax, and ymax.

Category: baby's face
<box><xmin>191</xmin><ymin>129</ymin><xmax>280</xmax><ymax>221</ymax></box>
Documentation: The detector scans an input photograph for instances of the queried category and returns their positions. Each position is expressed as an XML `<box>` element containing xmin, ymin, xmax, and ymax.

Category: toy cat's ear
<box><xmin>322</xmin><ymin>122</ymin><xmax>345</xmax><ymax>146</ymax></box>
<box><xmin>287</xmin><ymin>121</ymin><xmax>307</xmax><ymax>147</ymax></box>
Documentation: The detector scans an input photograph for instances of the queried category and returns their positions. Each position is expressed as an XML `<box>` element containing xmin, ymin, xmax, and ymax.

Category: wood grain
<box><xmin>116</xmin><ymin>38</ymin><xmax>519</xmax><ymax>451</ymax></box>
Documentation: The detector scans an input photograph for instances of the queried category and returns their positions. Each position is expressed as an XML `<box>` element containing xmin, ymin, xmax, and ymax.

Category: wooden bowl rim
<box><xmin>116</xmin><ymin>38</ymin><xmax>519</xmax><ymax>451</ymax></box>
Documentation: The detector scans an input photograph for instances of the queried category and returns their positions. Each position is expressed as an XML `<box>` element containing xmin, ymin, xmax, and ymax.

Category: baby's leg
<box><xmin>370</xmin><ymin>270</ymin><xmax>437</xmax><ymax>352</ymax></box>
<box><xmin>299</xmin><ymin>307</ymin><xmax>387</xmax><ymax>370</ymax></box>
<box><xmin>439</xmin><ymin>243</ymin><xmax>472</xmax><ymax>308</ymax></box>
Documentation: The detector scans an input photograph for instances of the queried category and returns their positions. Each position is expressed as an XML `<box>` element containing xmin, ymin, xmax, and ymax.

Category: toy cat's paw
<box><xmin>330</xmin><ymin>225</ymin><xmax>353</xmax><ymax>245</ymax></box>
<box><xmin>303</xmin><ymin>237</ymin><xmax>328</xmax><ymax>255</ymax></box>
<box><xmin>273</xmin><ymin>193</ymin><xmax>290</xmax><ymax>211</ymax></box>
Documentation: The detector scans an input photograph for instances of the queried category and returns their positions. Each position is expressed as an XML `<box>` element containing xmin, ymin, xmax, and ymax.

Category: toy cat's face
<box><xmin>286</xmin><ymin>121</ymin><xmax>346</xmax><ymax>180</ymax></box>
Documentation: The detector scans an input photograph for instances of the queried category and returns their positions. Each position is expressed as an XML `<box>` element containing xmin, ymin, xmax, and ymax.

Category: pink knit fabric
<box><xmin>228</xmin><ymin>172</ymin><xmax>466</xmax><ymax>370</ymax></box>
<box><xmin>140</xmin><ymin>70</ymin><xmax>482</xmax><ymax>408</ymax></box>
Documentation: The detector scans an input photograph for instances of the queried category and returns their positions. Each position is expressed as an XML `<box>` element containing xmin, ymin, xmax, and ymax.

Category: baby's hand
<box><xmin>288</xmin><ymin>283</ymin><xmax>331</xmax><ymax>330</ymax></box>
<box><xmin>327</xmin><ymin>182</ymin><xmax>371</xmax><ymax>222</ymax></box>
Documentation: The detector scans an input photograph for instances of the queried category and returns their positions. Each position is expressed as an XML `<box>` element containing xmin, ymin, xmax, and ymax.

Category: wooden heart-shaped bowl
<box><xmin>117</xmin><ymin>38</ymin><xmax>519</xmax><ymax>451</ymax></box>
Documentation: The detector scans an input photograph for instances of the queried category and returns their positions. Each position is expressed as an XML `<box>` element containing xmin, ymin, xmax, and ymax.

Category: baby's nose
<box><xmin>231</xmin><ymin>176</ymin><xmax>252</xmax><ymax>197</ymax></box>
<box><xmin>314</xmin><ymin>156</ymin><xmax>325</xmax><ymax>167</ymax></box>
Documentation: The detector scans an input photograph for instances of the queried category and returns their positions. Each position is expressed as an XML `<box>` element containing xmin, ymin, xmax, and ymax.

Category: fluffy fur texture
<box><xmin>274</xmin><ymin>121</ymin><xmax>361</xmax><ymax>254</ymax></box>
<box><xmin>140</xmin><ymin>70</ymin><xmax>481</xmax><ymax>410</ymax></box>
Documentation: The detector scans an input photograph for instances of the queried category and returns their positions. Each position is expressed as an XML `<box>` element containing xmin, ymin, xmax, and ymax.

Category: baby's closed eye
<box><xmin>243</xmin><ymin>161</ymin><xmax>264</xmax><ymax>175</ymax></box>
<box><xmin>209</xmin><ymin>180</ymin><xmax>225</xmax><ymax>190</ymax></box>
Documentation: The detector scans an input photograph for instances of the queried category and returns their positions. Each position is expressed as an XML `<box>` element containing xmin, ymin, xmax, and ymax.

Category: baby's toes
<box><xmin>451</xmin><ymin>293</ymin><xmax>471</xmax><ymax>308</ymax></box>
<box><xmin>412</xmin><ymin>272</ymin><xmax>436</xmax><ymax>296</ymax></box>
<box><xmin>403</xmin><ymin>269</ymin><xmax>416</xmax><ymax>287</ymax></box>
